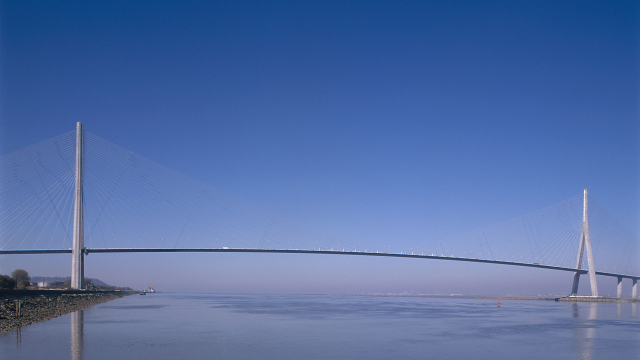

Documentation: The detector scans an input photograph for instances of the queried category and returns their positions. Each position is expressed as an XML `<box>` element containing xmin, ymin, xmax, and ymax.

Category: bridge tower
<box><xmin>570</xmin><ymin>188</ymin><xmax>598</xmax><ymax>296</ymax></box>
<box><xmin>71</xmin><ymin>122</ymin><xmax>84</xmax><ymax>289</ymax></box>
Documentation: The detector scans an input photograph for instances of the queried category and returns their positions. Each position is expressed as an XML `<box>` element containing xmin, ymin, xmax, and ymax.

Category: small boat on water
<box><xmin>140</xmin><ymin>291</ymin><xmax>146</xmax><ymax>295</ymax></box>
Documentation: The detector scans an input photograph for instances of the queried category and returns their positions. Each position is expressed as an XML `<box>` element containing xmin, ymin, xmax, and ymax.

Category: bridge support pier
<box><xmin>571</xmin><ymin>273</ymin><xmax>581</xmax><ymax>296</ymax></box>
<box><xmin>633</xmin><ymin>279</ymin><xmax>637</xmax><ymax>300</ymax></box>
<box><xmin>617</xmin><ymin>277</ymin><xmax>623</xmax><ymax>299</ymax></box>
<box><xmin>71</xmin><ymin>122</ymin><xmax>84</xmax><ymax>290</ymax></box>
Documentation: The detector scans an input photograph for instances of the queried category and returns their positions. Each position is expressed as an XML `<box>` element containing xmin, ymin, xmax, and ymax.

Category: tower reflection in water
<box><xmin>71</xmin><ymin>310</ymin><xmax>84</xmax><ymax>360</ymax></box>
<box><xmin>15</xmin><ymin>326</ymin><xmax>21</xmax><ymax>347</ymax></box>
<box><xmin>573</xmin><ymin>302</ymin><xmax>597</xmax><ymax>360</ymax></box>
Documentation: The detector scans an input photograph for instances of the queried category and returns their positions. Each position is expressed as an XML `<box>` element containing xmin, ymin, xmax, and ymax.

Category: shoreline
<box><xmin>0</xmin><ymin>290</ymin><xmax>134</xmax><ymax>333</ymax></box>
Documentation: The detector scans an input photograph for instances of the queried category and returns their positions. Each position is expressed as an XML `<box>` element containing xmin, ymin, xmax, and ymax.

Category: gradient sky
<box><xmin>1</xmin><ymin>1</ymin><xmax>638</xmax><ymax>295</ymax></box>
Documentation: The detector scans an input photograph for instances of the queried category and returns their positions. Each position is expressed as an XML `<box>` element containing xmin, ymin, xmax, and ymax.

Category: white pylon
<box><xmin>71</xmin><ymin>122</ymin><xmax>84</xmax><ymax>289</ymax></box>
<box><xmin>570</xmin><ymin>189</ymin><xmax>598</xmax><ymax>296</ymax></box>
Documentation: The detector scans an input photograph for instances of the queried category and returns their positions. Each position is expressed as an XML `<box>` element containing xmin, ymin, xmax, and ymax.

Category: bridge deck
<box><xmin>2</xmin><ymin>248</ymin><xmax>637</xmax><ymax>280</ymax></box>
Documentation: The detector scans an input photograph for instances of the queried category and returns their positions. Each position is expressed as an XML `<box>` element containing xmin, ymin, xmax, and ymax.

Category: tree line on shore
<box><xmin>0</xmin><ymin>269</ymin><xmax>30</xmax><ymax>289</ymax></box>
<box><xmin>0</xmin><ymin>269</ymin><xmax>133</xmax><ymax>291</ymax></box>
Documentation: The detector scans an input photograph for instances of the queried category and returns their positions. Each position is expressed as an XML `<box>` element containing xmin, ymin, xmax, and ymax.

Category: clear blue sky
<box><xmin>1</xmin><ymin>1</ymin><xmax>638</xmax><ymax>295</ymax></box>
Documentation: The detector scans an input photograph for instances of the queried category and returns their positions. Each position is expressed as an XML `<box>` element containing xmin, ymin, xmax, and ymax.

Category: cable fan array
<box><xmin>81</xmin><ymin>131</ymin><xmax>357</xmax><ymax>252</ymax></box>
<box><xmin>0</xmin><ymin>131</ymin><xmax>76</xmax><ymax>250</ymax></box>
<box><xmin>407</xmin><ymin>195</ymin><xmax>585</xmax><ymax>268</ymax></box>
<box><xmin>407</xmin><ymin>194</ymin><xmax>638</xmax><ymax>275</ymax></box>
<box><xmin>1</xmin><ymin>130</ymin><xmax>637</xmax><ymax>276</ymax></box>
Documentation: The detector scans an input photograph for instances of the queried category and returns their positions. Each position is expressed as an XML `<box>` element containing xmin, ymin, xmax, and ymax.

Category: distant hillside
<box><xmin>31</xmin><ymin>276</ymin><xmax>110</xmax><ymax>286</ymax></box>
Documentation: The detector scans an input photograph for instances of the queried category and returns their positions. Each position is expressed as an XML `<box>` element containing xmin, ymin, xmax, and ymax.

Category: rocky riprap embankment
<box><xmin>0</xmin><ymin>290</ymin><xmax>132</xmax><ymax>333</ymax></box>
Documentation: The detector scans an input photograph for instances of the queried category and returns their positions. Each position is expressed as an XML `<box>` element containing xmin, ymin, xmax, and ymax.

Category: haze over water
<box><xmin>1</xmin><ymin>294</ymin><xmax>638</xmax><ymax>360</ymax></box>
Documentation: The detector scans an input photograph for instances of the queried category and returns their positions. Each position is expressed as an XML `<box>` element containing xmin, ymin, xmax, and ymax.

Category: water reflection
<box><xmin>574</xmin><ymin>303</ymin><xmax>597</xmax><ymax>360</ymax></box>
<box><xmin>633</xmin><ymin>302</ymin><xmax>637</xmax><ymax>318</ymax></box>
<box><xmin>71</xmin><ymin>310</ymin><xmax>84</xmax><ymax>360</ymax></box>
<box><xmin>2</xmin><ymin>295</ymin><xmax>638</xmax><ymax>360</ymax></box>
<box><xmin>15</xmin><ymin>326</ymin><xmax>21</xmax><ymax>347</ymax></box>
<box><xmin>617</xmin><ymin>302</ymin><xmax>622</xmax><ymax>320</ymax></box>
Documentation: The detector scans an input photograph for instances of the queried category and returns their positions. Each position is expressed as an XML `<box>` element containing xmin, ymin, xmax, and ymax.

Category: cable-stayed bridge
<box><xmin>1</xmin><ymin>123</ymin><xmax>638</xmax><ymax>298</ymax></box>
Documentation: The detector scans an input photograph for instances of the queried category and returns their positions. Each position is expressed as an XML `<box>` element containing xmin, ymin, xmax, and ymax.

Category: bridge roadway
<box><xmin>2</xmin><ymin>248</ymin><xmax>638</xmax><ymax>280</ymax></box>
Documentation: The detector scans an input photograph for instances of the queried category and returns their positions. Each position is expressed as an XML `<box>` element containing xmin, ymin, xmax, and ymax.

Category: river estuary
<box><xmin>1</xmin><ymin>293</ymin><xmax>638</xmax><ymax>359</ymax></box>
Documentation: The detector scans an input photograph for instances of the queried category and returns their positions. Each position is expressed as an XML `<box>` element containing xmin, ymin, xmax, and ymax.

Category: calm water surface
<box><xmin>1</xmin><ymin>293</ymin><xmax>639</xmax><ymax>359</ymax></box>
